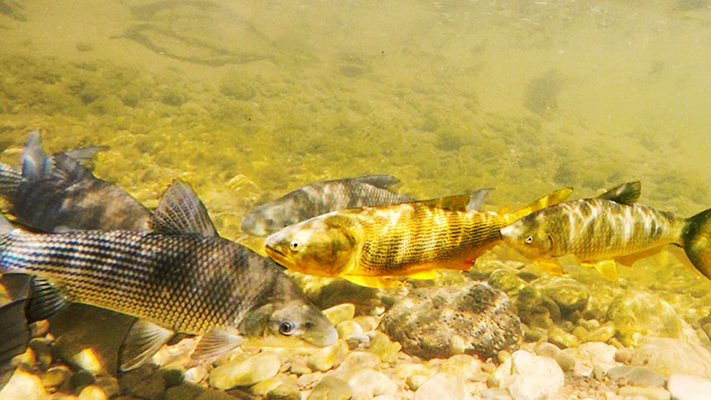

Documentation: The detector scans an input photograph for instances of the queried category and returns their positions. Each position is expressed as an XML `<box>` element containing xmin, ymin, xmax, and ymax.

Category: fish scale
<box><xmin>0</xmin><ymin>230</ymin><xmax>265</xmax><ymax>335</ymax></box>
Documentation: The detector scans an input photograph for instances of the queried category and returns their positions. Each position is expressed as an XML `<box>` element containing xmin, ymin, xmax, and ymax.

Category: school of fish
<box><xmin>3</xmin><ymin>131</ymin><xmax>711</xmax><ymax>393</ymax></box>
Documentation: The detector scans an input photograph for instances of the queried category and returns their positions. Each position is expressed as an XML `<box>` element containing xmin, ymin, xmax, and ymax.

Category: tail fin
<box><xmin>682</xmin><ymin>208</ymin><xmax>711</xmax><ymax>280</ymax></box>
<box><xmin>505</xmin><ymin>187</ymin><xmax>573</xmax><ymax>223</ymax></box>
<box><xmin>0</xmin><ymin>274</ymin><xmax>32</xmax><ymax>392</ymax></box>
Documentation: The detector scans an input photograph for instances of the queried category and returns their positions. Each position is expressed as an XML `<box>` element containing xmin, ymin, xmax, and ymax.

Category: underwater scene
<box><xmin>2</xmin><ymin>0</ymin><xmax>711</xmax><ymax>399</ymax></box>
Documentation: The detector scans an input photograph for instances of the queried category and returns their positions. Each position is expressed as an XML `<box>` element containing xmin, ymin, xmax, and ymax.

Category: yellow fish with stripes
<box><xmin>500</xmin><ymin>181</ymin><xmax>711</xmax><ymax>281</ymax></box>
<box><xmin>264</xmin><ymin>188</ymin><xmax>572</xmax><ymax>288</ymax></box>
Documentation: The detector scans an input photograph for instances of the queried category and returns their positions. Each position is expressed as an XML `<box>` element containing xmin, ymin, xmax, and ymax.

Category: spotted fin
<box><xmin>597</xmin><ymin>181</ymin><xmax>641</xmax><ymax>205</ymax></box>
<box><xmin>581</xmin><ymin>260</ymin><xmax>619</xmax><ymax>281</ymax></box>
<box><xmin>119</xmin><ymin>319</ymin><xmax>175</xmax><ymax>371</ymax></box>
<box><xmin>150</xmin><ymin>179</ymin><xmax>217</xmax><ymax>236</ymax></box>
<box><xmin>192</xmin><ymin>328</ymin><xmax>244</xmax><ymax>360</ymax></box>
<box><xmin>506</xmin><ymin>187</ymin><xmax>574</xmax><ymax>223</ymax></box>
<box><xmin>342</xmin><ymin>275</ymin><xmax>404</xmax><ymax>288</ymax></box>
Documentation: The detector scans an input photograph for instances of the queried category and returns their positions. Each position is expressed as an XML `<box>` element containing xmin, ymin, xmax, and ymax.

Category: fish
<box><xmin>0</xmin><ymin>179</ymin><xmax>337</xmax><ymax>372</ymax></box>
<box><xmin>0</xmin><ymin>274</ymin><xmax>33</xmax><ymax>390</ymax></box>
<box><xmin>241</xmin><ymin>175</ymin><xmax>414</xmax><ymax>236</ymax></box>
<box><xmin>264</xmin><ymin>187</ymin><xmax>573</xmax><ymax>288</ymax></box>
<box><xmin>0</xmin><ymin>131</ymin><xmax>151</xmax><ymax>233</ymax></box>
<box><xmin>500</xmin><ymin>181</ymin><xmax>711</xmax><ymax>281</ymax></box>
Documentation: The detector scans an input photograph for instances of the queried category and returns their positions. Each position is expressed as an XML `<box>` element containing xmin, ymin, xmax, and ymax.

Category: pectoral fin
<box><xmin>119</xmin><ymin>319</ymin><xmax>175</xmax><ymax>371</ymax></box>
<box><xmin>192</xmin><ymin>328</ymin><xmax>244</xmax><ymax>360</ymax></box>
<box><xmin>26</xmin><ymin>277</ymin><xmax>69</xmax><ymax>323</ymax></box>
<box><xmin>342</xmin><ymin>275</ymin><xmax>404</xmax><ymax>288</ymax></box>
<box><xmin>534</xmin><ymin>260</ymin><xmax>566</xmax><ymax>276</ymax></box>
<box><xmin>581</xmin><ymin>260</ymin><xmax>619</xmax><ymax>280</ymax></box>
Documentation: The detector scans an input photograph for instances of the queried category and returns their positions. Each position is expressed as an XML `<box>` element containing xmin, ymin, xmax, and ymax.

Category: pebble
<box><xmin>606</xmin><ymin>366</ymin><xmax>666</xmax><ymax>387</ymax></box>
<box><xmin>367</xmin><ymin>331</ymin><xmax>401</xmax><ymax>363</ymax></box>
<box><xmin>306</xmin><ymin>376</ymin><xmax>353</xmax><ymax>400</ymax></box>
<box><xmin>209</xmin><ymin>352</ymin><xmax>281</xmax><ymax>390</ymax></box>
<box><xmin>578</xmin><ymin>342</ymin><xmax>619</xmax><ymax>375</ymax></box>
<box><xmin>323</xmin><ymin>303</ymin><xmax>356</xmax><ymax>326</ymax></box>
<box><xmin>481</xmin><ymin>388</ymin><xmax>514</xmax><ymax>400</ymax></box>
<box><xmin>0</xmin><ymin>370</ymin><xmax>47</xmax><ymax>400</ymax></box>
<box><xmin>307</xmin><ymin>340</ymin><xmax>349</xmax><ymax>372</ymax></box>
<box><xmin>335</xmin><ymin>350</ymin><xmax>381</xmax><ymax>373</ymax></box>
<box><xmin>266</xmin><ymin>382</ymin><xmax>301</xmax><ymax>400</ymax></box>
<box><xmin>534</xmin><ymin>342</ymin><xmax>560</xmax><ymax>358</ymax></box>
<box><xmin>353</xmin><ymin>315</ymin><xmax>380</xmax><ymax>332</ymax></box>
<box><xmin>414</xmin><ymin>373</ymin><xmax>467</xmax><ymax>400</ymax></box>
<box><xmin>41</xmin><ymin>365</ymin><xmax>72</xmax><ymax>389</ymax></box>
<box><xmin>346</xmin><ymin>368</ymin><xmax>397</xmax><ymax>398</ymax></box>
<box><xmin>614</xmin><ymin>347</ymin><xmax>633</xmax><ymax>363</ymax></box>
<box><xmin>617</xmin><ymin>385</ymin><xmax>670</xmax><ymax>400</ymax></box>
<box><xmin>667</xmin><ymin>374</ymin><xmax>711</xmax><ymax>400</ymax></box>
<box><xmin>185</xmin><ymin>366</ymin><xmax>208</xmax><ymax>383</ymax></box>
<box><xmin>77</xmin><ymin>385</ymin><xmax>109</xmax><ymax>400</ymax></box>
<box><xmin>440</xmin><ymin>354</ymin><xmax>482</xmax><ymax>381</ymax></box>
<box><xmin>554</xmin><ymin>350</ymin><xmax>577</xmax><ymax>372</ymax></box>
<box><xmin>492</xmin><ymin>350</ymin><xmax>564</xmax><ymax>400</ymax></box>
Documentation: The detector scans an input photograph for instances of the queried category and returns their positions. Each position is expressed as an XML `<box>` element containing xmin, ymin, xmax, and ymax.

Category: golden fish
<box><xmin>264</xmin><ymin>188</ymin><xmax>572</xmax><ymax>288</ymax></box>
<box><xmin>500</xmin><ymin>181</ymin><xmax>711</xmax><ymax>281</ymax></box>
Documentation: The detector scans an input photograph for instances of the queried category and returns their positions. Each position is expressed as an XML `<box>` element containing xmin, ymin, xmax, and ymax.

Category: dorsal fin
<box><xmin>21</xmin><ymin>131</ymin><xmax>50</xmax><ymax>180</ymax></box>
<box><xmin>50</xmin><ymin>153</ymin><xmax>94</xmax><ymax>181</ymax></box>
<box><xmin>350</xmin><ymin>175</ymin><xmax>401</xmax><ymax>189</ymax></box>
<box><xmin>597</xmin><ymin>181</ymin><xmax>641</xmax><ymax>205</ymax></box>
<box><xmin>505</xmin><ymin>187</ymin><xmax>573</xmax><ymax>222</ymax></box>
<box><xmin>62</xmin><ymin>146</ymin><xmax>108</xmax><ymax>164</ymax></box>
<box><xmin>150</xmin><ymin>179</ymin><xmax>217</xmax><ymax>236</ymax></box>
<box><xmin>417</xmin><ymin>194</ymin><xmax>472</xmax><ymax>211</ymax></box>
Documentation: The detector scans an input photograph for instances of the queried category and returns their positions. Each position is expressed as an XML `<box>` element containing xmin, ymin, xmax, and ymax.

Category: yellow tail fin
<box><xmin>683</xmin><ymin>208</ymin><xmax>711</xmax><ymax>280</ymax></box>
<box><xmin>505</xmin><ymin>187</ymin><xmax>573</xmax><ymax>223</ymax></box>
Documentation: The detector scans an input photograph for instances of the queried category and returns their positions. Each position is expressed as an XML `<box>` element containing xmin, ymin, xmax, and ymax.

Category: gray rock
<box><xmin>667</xmin><ymin>374</ymin><xmax>711</xmax><ymax>400</ymax></box>
<box><xmin>307</xmin><ymin>376</ymin><xmax>353</xmax><ymax>400</ymax></box>
<box><xmin>414</xmin><ymin>373</ymin><xmax>467</xmax><ymax>400</ymax></box>
<box><xmin>492</xmin><ymin>350</ymin><xmax>564</xmax><ymax>400</ymax></box>
<box><xmin>380</xmin><ymin>282</ymin><xmax>521</xmax><ymax>360</ymax></box>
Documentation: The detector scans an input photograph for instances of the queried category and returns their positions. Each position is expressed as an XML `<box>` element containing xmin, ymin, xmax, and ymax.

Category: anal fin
<box><xmin>342</xmin><ymin>275</ymin><xmax>404</xmax><ymax>288</ymax></box>
<box><xmin>534</xmin><ymin>260</ymin><xmax>566</xmax><ymax>276</ymax></box>
<box><xmin>581</xmin><ymin>260</ymin><xmax>619</xmax><ymax>281</ymax></box>
<box><xmin>405</xmin><ymin>270</ymin><xmax>441</xmax><ymax>281</ymax></box>
<box><xmin>119</xmin><ymin>319</ymin><xmax>175</xmax><ymax>371</ymax></box>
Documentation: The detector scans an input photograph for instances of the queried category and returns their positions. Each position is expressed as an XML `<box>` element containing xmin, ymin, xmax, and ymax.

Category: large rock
<box><xmin>607</xmin><ymin>292</ymin><xmax>688</xmax><ymax>347</ymax></box>
<box><xmin>380</xmin><ymin>282</ymin><xmax>521</xmax><ymax>360</ymax></box>
<box><xmin>667</xmin><ymin>374</ymin><xmax>711</xmax><ymax>400</ymax></box>
<box><xmin>630</xmin><ymin>338</ymin><xmax>711</xmax><ymax>379</ymax></box>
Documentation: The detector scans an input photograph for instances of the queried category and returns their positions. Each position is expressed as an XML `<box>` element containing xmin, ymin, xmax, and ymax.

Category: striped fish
<box><xmin>500</xmin><ymin>181</ymin><xmax>711</xmax><ymax>281</ymax></box>
<box><xmin>264</xmin><ymin>188</ymin><xmax>572</xmax><ymax>288</ymax></box>
<box><xmin>0</xmin><ymin>131</ymin><xmax>151</xmax><ymax>232</ymax></box>
<box><xmin>0</xmin><ymin>179</ymin><xmax>336</xmax><ymax>372</ymax></box>
<box><xmin>241</xmin><ymin>175</ymin><xmax>413</xmax><ymax>236</ymax></box>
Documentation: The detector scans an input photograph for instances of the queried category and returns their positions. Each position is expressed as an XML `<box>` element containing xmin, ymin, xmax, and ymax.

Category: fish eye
<box><xmin>278</xmin><ymin>321</ymin><xmax>295</xmax><ymax>335</ymax></box>
<box><xmin>290</xmin><ymin>240</ymin><xmax>301</xmax><ymax>251</ymax></box>
<box><xmin>525</xmin><ymin>236</ymin><xmax>534</xmax><ymax>244</ymax></box>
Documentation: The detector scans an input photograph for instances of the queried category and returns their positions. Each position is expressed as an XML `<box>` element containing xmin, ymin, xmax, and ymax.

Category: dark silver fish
<box><xmin>0</xmin><ymin>132</ymin><xmax>151</xmax><ymax>232</ymax></box>
<box><xmin>242</xmin><ymin>175</ymin><xmax>414</xmax><ymax>236</ymax></box>
<box><xmin>0</xmin><ymin>179</ymin><xmax>337</xmax><ymax>372</ymax></box>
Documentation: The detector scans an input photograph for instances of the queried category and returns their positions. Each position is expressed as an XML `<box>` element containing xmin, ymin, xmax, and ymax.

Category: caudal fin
<box><xmin>0</xmin><ymin>274</ymin><xmax>32</xmax><ymax>392</ymax></box>
<box><xmin>505</xmin><ymin>187</ymin><xmax>574</xmax><ymax>223</ymax></box>
<box><xmin>682</xmin><ymin>208</ymin><xmax>711</xmax><ymax>280</ymax></box>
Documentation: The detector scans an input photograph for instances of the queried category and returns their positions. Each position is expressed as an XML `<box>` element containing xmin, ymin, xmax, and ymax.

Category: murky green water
<box><xmin>3</xmin><ymin>0</ymin><xmax>711</xmax><ymax>389</ymax></box>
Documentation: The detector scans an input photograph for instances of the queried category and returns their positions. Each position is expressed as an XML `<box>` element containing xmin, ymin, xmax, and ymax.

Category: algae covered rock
<box><xmin>607</xmin><ymin>291</ymin><xmax>682</xmax><ymax>347</ymax></box>
<box><xmin>380</xmin><ymin>282</ymin><xmax>521</xmax><ymax>360</ymax></box>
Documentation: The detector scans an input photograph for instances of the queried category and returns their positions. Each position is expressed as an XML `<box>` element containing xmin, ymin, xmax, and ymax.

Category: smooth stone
<box><xmin>667</xmin><ymin>374</ymin><xmax>711</xmax><ymax>400</ymax></box>
<box><xmin>631</xmin><ymin>338</ymin><xmax>711</xmax><ymax>379</ymax></box>
<box><xmin>617</xmin><ymin>385</ymin><xmax>670</xmax><ymax>400</ymax></box>
<box><xmin>165</xmin><ymin>384</ymin><xmax>206</xmax><ymax>400</ymax></box>
<box><xmin>42</xmin><ymin>366</ymin><xmax>72</xmax><ymax>388</ymax></box>
<box><xmin>307</xmin><ymin>376</ymin><xmax>353</xmax><ymax>400</ymax></box>
<box><xmin>77</xmin><ymin>385</ymin><xmax>109</xmax><ymax>400</ymax></box>
<box><xmin>407</xmin><ymin>374</ymin><xmax>430</xmax><ymax>391</ymax></box>
<box><xmin>346</xmin><ymin>368</ymin><xmax>397</xmax><ymax>398</ymax></box>
<box><xmin>307</xmin><ymin>341</ymin><xmax>349</xmax><ymax>372</ymax></box>
<box><xmin>209</xmin><ymin>352</ymin><xmax>281</xmax><ymax>390</ymax></box>
<box><xmin>395</xmin><ymin>363</ymin><xmax>433</xmax><ymax>380</ymax></box>
<box><xmin>554</xmin><ymin>351</ymin><xmax>577</xmax><ymax>372</ymax></box>
<box><xmin>335</xmin><ymin>351</ymin><xmax>381</xmax><ymax>374</ymax></box>
<box><xmin>250</xmin><ymin>377</ymin><xmax>285</xmax><ymax>397</ymax></box>
<box><xmin>578</xmin><ymin>342</ymin><xmax>619</xmax><ymax>375</ymax></box>
<box><xmin>185</xmin><ymin>366</ymin><xmax>208</xmax><ymax>384</ymax></box>
<box><xmin>492</xmin><ymin>350</ymin><xmax>564</xmax><ymax>400</ymax></box>
<box><xmin>0</xmin><ymin>370</ymin><xmax>47</xmax><ymax>400</ymax></box>
<box><xmin>266</xmin><ymin>383</ymin><xmax>301</xmax><ymax>400</ymax></box>
<box><xmin>287</xmin><ymin>358</ymin><xmax>312</xmax><ymax>376</ymax></box>
<box><xmin>323</xmin><ymin>303</ymin><xmax>356</xmax><ymax>326</ymax></box>
<box><xmin>353</xmin><ymin>315</ymin><xmax>380</xmax><ymax>332</ymax></box>
<box><xmin>367</xmin><ymin>331</ymin><xmax>401</xmax><ymax>364</ymax></box>
<box><xmin>130</xmin><ymin>372</ymin><xmax>166</xmax><ymax>400</ymax></box>
<box><xmin>607</xmin><ymin>292</ymin><xmax>682</xmax><ymax>347</ymax></box>
<box><xmin>534</xmin><ymin>342</ymin><xmax>560</xmax><ymax>359</ymax></box>
<box><xmin>615</xmin><ymin>348</ymin><xmax>633</xmax><ymax>363</ymax></box>
<box><xmin>414</xmin><ymin>373</ymin><xmax>467</xmax><ymax>400</ymax></box>
<box><xmin>440</xmin><ymin>354</ymin><xmax>483</xmax><ymax>381</ymax></box>
<box><xmin>94</xmin><ymin>375</ymin><xmax>121</xmax><ymax>398</ymax></box>
<box><xmin>337</xmin><ymin>320</ymin><xmax>364</xmax><ymax>340</ymax></box>
<box><xmin>607</xmin><ymin>366</ymin><xmax>666</xmax><ymax>387</ymax></box>
<box><xmin>547</xmin><ymin>326</ymin><xmax>580</xmax><ymax>349</ymax></box>
<box><xmin>481</xmin><ymin>388</ymin><xmax>514</xmax><ymax>400</ymax></box>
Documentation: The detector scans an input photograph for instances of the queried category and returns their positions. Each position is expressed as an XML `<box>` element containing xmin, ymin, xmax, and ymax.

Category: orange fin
<box><xmin>406</xmin><ymin>270</ymin><xmax>441</xmax><ymax>281</ymax></box>
<box><xmin>342</xmin><ymin>275</ymin><xmax>404</xmax><ymax>289</ymax></box>
<box><xmin>581</xmin><ymin>260</ymin><xmax>619</xmax><ymax>280</ymax></box>
<box><xmin>534</xmin><ymin>259</ymin><xmax>565</xmax><ymax>276</ymax></box>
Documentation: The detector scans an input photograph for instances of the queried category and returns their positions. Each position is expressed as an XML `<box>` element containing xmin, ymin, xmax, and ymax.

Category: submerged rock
<box><xmin>306</xmin><ymin>376</ymin><xmax>352</xmax><ymax>400</ymax></box>
<box><xmin>667</xmin><ymin>374</ymin><xmax>711</xmax><ymax>400</ymax></box>
<box><xmin>380</xmin><ymin>282</ymin><xmax>522</xmax><ymax>360</ymax></box>
<box><xmin>606</xmin><ymin>291</ymin><xmax>683</xmax><ymax>347</ymax></box>
<box><xmin>491</xmin><ymin>350</ymin><xmax>564</xmax><ymax>400</ymax></box>
<box><xmin>630</xmin><ymin>338</ymin><xmax>711</xmax><ymax>379</ymax></box>
<box><xmin>209</xmin><ymin>352</ymin><xmax>281</xmax><ymax>390</ymax></box>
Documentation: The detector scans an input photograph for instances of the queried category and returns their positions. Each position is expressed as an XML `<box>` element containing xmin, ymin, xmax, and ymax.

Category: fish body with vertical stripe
<box><xmin>241</xmin><ymin>175</ymin><xmax>413</xmax><ymax>236</ymax></box>
<box><xmin>0</xmin><ymin>180</ymin><xmax>336</xmax><ymax>372</ymax></box>
<box><xmin>501</xmin><ymin>181</ymin><xmax>711</xmax><ymax>281</ymax></box>
<box><xmin>264</xmin><ymin>188</ymin><xmax>572</xmax><ymax>288</ymax></box>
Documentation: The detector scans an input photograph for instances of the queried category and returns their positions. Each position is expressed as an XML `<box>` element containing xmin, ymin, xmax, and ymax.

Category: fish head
<box><xmin>242</xmin><ymin>199</ymin><xmax>300</xmax><ymax>236</ymax></box>
<box><xmin>239</xmin><ymin>299</ymin><xmax>338</xmax><ymax>348</ymax></box>
<box><xmin>500</xmin><ymin>214</ymin><xmax>555</xmax><ymax>258</ymax></box>
<box><xmin>264</xmin><ymin>214</ymin><xmax>357</xmax><ymax>277</ymax></box>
